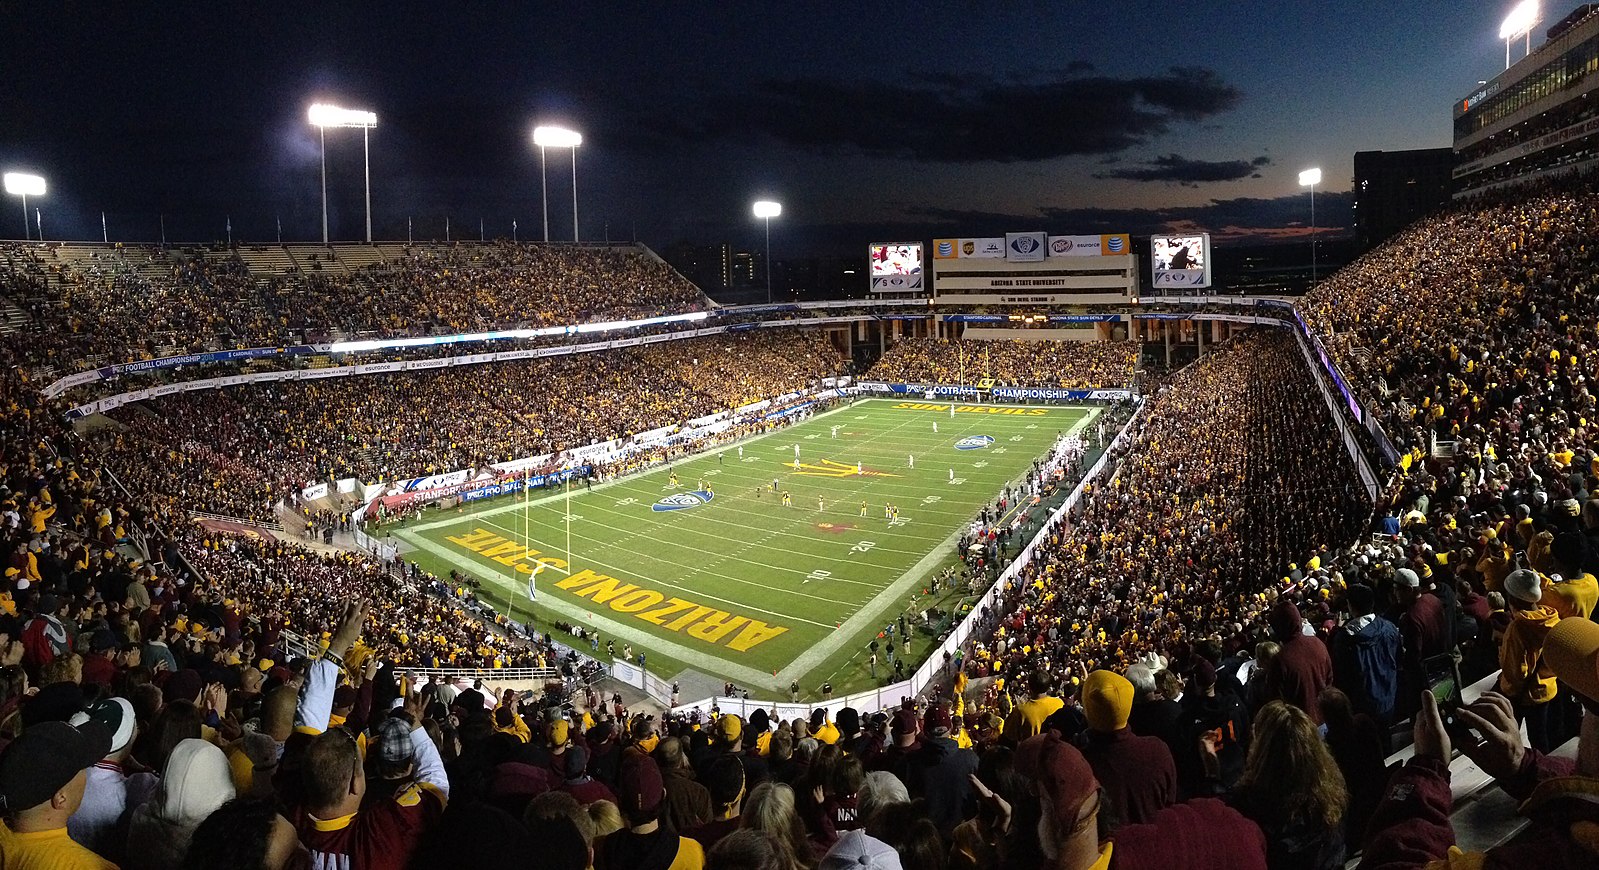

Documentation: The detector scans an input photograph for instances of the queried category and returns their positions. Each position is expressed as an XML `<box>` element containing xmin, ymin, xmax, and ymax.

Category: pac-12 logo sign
<box><xmin>1106</xmin><ymin>235</ymin><xmax>1126</xmax><ymax>253</ymax></box>
<box><xmin>1009</xmin><ymin>236</ymin><xmax>1040</xmax><ymax>256</ymax></box>
<box><xmin>653</xmin><ymin>490</ymin><xmax>714</xmax><ymax>512</ymax></box>
<box><xmin>955</xmin><ymin>435</ymin><xmax>995</xmax><ymax>450</ymax></box>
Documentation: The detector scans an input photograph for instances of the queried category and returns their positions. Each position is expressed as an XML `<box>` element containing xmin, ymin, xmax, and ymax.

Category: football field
<box><xmin>392</xmin><ymin>398</ymin><xmax>1095</xmax><ymax>698</ymax></box>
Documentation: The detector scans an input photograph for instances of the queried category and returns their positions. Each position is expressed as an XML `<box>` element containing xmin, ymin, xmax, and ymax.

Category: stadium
<box><xmin>7</xmin><ymin>3</ymin><xmax>1599</xmax><ymax>870</ymax></box>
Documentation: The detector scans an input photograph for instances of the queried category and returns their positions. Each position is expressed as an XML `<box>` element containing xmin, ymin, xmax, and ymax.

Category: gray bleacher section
<box><xmin>1344</xmin><ymin>668</ymin><xmax>1583</xmax><ymax>866</ymax></box>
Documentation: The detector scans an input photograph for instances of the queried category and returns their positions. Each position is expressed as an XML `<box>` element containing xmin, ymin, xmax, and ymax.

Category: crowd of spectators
<box><xmin>11</xmin><ymin>176</ymin><xmax>1599</xmax><ymax>867</ymax></box>
<box><xmin>88</xmin><ymin>330</ymin><xmax>842</xmax><ymax>523</ymax></box>
<box><xmin>0</xmin><ymin>241</ymin><xmax>707</xmax><ymax>374</ymax></box>
<box><xmin>868</xmin><ymin>338</ymin><xmax>1137</xmax><ymax>389</ymax></box>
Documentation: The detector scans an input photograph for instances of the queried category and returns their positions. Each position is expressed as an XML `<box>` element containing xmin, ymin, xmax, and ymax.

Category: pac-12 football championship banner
<box><xmin>1047</xmin><ymin>234</ymin><xmax>1131</xmax><ymax>257</ymax></box>
<box><xmin>1004</xmin><ymin>232</ymin><xmax>1048</xmax><ymax>262</ymax></box>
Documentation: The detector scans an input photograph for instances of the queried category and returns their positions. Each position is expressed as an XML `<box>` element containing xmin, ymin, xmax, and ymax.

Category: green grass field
<box><xmin>391</xmin><ymin>398</ymin><xmax>1095</xmax><ymax>698</ymax></box>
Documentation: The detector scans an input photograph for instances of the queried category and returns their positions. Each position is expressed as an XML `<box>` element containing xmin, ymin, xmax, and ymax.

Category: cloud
<box><xmin>608</xmin><ymin>66</ymin><xmax>1243</xmax><ymax>163</ymax></box>
<box><xmin>1096</xmin><ymin>153</ymin><xmax>1271</xmax><ymax>186</ymax></box>
<box><xmin>901</xmin><ymin>190</ymin><xmax>1353</xmax><ymax>245</ymax></box>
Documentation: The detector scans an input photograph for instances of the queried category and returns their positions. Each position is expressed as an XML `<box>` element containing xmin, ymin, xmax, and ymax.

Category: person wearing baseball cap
<box><xmin>907</xmin><ymin>701</ymin><xmax>977</xmax><ymax>837</ymax></box>
<box><xmin>595</xmin><ymin>754</ymin><xmax>705</xmax><ymax>870</ymax></box>
<box><xmin>1498</xmin><ymin>568</ymin><xmax>1563</xmax><ymax>751</ymax></box>
<box><xmin>1002</xmin><ymin>731</ymin><xmax>1267</xmax><ymax>869</ymax></box>
<box><xmin>66</xmin><ymin>697</ymin><xmax>156</xmax><ymax>863</ymax></box>
<box><xmin>0</xmin><ymin>719</ymin><xmax>115</xmax><ymax>869</ymax></box>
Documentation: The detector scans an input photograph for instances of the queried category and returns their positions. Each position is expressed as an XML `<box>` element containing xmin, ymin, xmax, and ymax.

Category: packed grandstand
<box><xmin>4</xmin><ymin>178</ymin><xmax>1599</xmax><ymax>870</ymax></box>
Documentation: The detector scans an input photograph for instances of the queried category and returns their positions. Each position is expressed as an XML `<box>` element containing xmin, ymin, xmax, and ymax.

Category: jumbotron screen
<box><xmin>1151</xmin><ymin>234</ymin><xmax>1211</xmax><ymax>288</ymax></box>
<box><xmin>869</xmin><ymin>242</ymin><xmax>924</xmax><ymax>292</ymax></box>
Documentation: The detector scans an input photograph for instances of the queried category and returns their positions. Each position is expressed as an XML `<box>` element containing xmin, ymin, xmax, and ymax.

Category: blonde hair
<box><xmin>1237</xmin><ymin>701</ymin><xmax>1347</xmax><ymax>829</ymax></box>
<box><xmin>586</xmin><ymin>799</ymin><xmax>624</xmax><ymax>838</ymax></box>
<box><xmin>741</xmin><ymin>782</ymin><xmax>811</xmax><ymax>870</ymax></box>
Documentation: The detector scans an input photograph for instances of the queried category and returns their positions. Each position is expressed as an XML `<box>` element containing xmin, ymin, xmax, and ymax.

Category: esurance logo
<box><xmin>653</xmin><ymin>490</ymin><xmax>714</xmax><ymax>512</ymax></box>
<box><xmin>955</xmin><ymin>435</ymin><xmax>995</xmax><ymax>450</ymax></box>
<box><xmin>1009</xmin><ymin>236</ymin><xmax>1040</xmax><ymax>256</ymax></box>
<box><xmin>1106</xmin><ymin>235</ymin><xmax>1126</xmax><ymax>253</ymax></box>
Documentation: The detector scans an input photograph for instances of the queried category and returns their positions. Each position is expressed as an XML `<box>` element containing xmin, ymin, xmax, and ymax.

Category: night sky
<box><xmin>1</xmin><ymin>2</ymin><xmax>1517</xmax><ymax>255</ymax></box>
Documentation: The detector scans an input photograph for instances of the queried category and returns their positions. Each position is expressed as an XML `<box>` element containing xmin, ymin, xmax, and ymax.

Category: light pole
<box><xmin>4</xmin><ymin>173</ymin><xmax>44</xmax><ymax>241</ymax></box>
<box><xmin>1299</xmin><ymin>167</ymin><xmax>1321</xmax><ymax>285</ymax></box>
<box><xmin>753</xmin><ymin>200</ymin><xmax>782</xmax><ymax>304</ymax></box>
<box><xmin>533</xmin><ymin>126</ymin><xmax>582</xmax><ymax>242</ymax></box>
<box><xmin>1500</xmin><ymin>1</ymin><xmax>1540</xmax><ymax>69</ymax></box>
<box><xmin>309</xmin><ymin>103</ymin><xmax>378</xmax><ymax>243</ymax></box>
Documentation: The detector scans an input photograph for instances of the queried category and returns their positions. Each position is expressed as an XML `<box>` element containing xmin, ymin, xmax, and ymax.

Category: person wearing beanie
<box><xmin>904</xmin><ymin>701</ymin><xmax>977</xmax><ymax>837</ymax></box>
<box><xmin>1394</xmin><ymin>567</ymin><xmax>1449</xmax><ymax>721</ymax></box>
<box><xmin>1078</xmin><ymin>669</ymin><xmax>1176</xmax><ymax>824</ymax></box>
<box><xmin>560</xmin><ymin>744</ymin><xmax>618</xmax><ymax>807</ymax></box>
<box><xmin>67</xmin><ymin>697</ymin><xmax>157</xmax><ymax>863</ymax></box>
<box><xmin>1330</xmin><ymin>583</ymin><xmax>1402</xmax><ymax>727</ymax></box>
<box><xmin>1264</xmin><ymin>601</ymin><xmax>1335</xmax><ymax>724</ymax></box>
<box><xmin>1498</xmin><ymin>568</ymin><xmax>1564</xmax><ymax>752</ymax></box>
<box><xmin>595</xmin><ymin>754</ymin><xmax>706</xmax><ymax>870</ymax></box>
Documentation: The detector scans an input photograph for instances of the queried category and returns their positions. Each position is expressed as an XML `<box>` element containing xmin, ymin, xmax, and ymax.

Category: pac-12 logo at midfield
<box><xmin>955</xmin><ymin>435</ymin><xmax>995</xmax><ymax>450</ymax></box>
<box><xmin>653</xmin><ymin>490</ymin><xmax>714</xmax><ymax>512</ymax></box>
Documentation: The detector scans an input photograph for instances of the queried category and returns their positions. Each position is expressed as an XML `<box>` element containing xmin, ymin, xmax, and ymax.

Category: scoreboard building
<box><xmin>930</xmin><ymin>233</ymin><xmax>1136</xmax><ymax>306</ymax></box>
<box><xmin>1454</xmin><ymin>3</ymin><xmax>1599</xmax><ymax>196</ymax></box>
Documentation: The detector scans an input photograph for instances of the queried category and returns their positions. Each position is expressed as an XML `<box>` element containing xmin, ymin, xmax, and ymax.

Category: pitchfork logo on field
<box><xmin>653</xmin><ymin>490</ymin><xmax>714</xmax><ymax>512</ymax></box>
<box><xmin>955</xmin><ymin>435</ymin><xmax>995</xmax><ymax>450</ymax></box>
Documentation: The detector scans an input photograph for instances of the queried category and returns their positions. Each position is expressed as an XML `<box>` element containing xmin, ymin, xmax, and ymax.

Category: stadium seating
<box><xmin>0</xmin><ymin>240</ymin><xmax>709</xmax><ymax>374</ymax></box>
<box><xmin>6</xmin><ymin>179</ymin><xmax>1599</xmax><ymax>868</ymax></box>
<box><xmin>868</xmin><ymin>337</ymin><xmax>1138</xmax><ymax>388</ymax></box>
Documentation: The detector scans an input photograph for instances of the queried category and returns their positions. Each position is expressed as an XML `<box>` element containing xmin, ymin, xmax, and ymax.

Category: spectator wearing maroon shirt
<box><xmin>1264</xmin><ymin>602</ymin><xmax>1334</xmax><ymax>725</ymax></box>
<box><xmin>1395</xmin><ymin>568</ymin><xmax>1449</xmax><ymax>701</ymax></box>
<box><xmin>685</xmin><ymin>754</ymin><xmax>744</xmax><ymax>851</ymax></box>
<box><xmin>1076</xmin><ymin>669</ymin><xmax>1177</xmax><ymax>825</ymax></box>
<box><xmin>559</xmin><ymin>744</ymin><xmax>617</xmax><ymax>807</ymax></box>
<box><xmin>80</xmin><ymin>631</ymin><xmax>119</xmax><ymax>688</ymax></box>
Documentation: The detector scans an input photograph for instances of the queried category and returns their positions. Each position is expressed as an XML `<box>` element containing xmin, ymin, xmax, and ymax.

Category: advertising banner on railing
<box><xmin>1047</xmin><ymin>314</ymin><xmax>1122</xmax><ymax>323</ymax></box>
<box><xmin>457</xmin><ymin>466</ymin><xmax>590</xmax><ymax>503</ymax></box>
<box><xmin>989</xmin><ymin>387</ymin><xmax>1132</xmax><ymax>402</ymax></box>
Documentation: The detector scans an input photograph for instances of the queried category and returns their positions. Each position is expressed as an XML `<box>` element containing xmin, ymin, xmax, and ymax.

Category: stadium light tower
<box><xmin>309</xmin><ymin>103</ymin><xmax>379</xmax><ymax>244</ymax></box>
<box><xmin>1299</xmin><ymin>167</ymin><xmax>1322</xmax><ymax>285</ymax></box>
<box><xmin>4</xmin><ymin>173</ymin><xmax>44</xmax><ymax>242</ymax></box>
<box><xmin>753</xmin><ymin>200</ymin><xmax>782</xmax><ymax>304</ymax></box>
<box><xmin>1500</xmin><ymin>0</ymin><xmax>1540</xmax><ymax>69</ymax></box>
<box><xmin>533</xmin><ymin>125</ymin><xmax>583</xmax><ymax>243</ymax></box>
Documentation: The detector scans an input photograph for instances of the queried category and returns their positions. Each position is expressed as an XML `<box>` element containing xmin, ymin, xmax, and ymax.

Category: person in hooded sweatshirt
<box><xmin>1263</xmin><ymin>601</ymin><xmax>1334</xmax><ymax>725</ymax></box>
<box><xmin>124</xmin><ymin>738</ymin><xmax>237</xmax><ymax>870</ymax></box>
<box><xmin>1329</xmin><ymin>583</ymin><xmax>1402</xmax><ymax>729</ymax></box>
<box><xmin>1498</xmin><ymin>568</ymin><xmax>1563</xmax><ymax>752</ymax></box>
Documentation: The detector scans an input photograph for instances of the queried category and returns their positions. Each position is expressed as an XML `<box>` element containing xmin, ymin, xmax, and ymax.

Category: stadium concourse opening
<box><xmin>387</xmin><ymin>397</ymin><xmax>1099</xmax><ymax>698</ymax></box>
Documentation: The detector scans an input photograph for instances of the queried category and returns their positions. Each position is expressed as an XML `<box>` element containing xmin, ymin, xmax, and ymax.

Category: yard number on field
<box><xmin>921</xmin><ymin>495</ymin><xmax>941</xmax><ymax>505</ymax></box>
<box><xmin>616</xmin><ymin>497</ymin><xmax>638</xmax><ymax>506</ymax></box>
<box><xmin>850</xmin><ymin>541</ymin><xmax>876</xmax><ymax>554</ymax></box>
<box><xmin>805</xmin><ymin>569</ymin><xmax>831</xmax><ymax>583</ymax></box>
